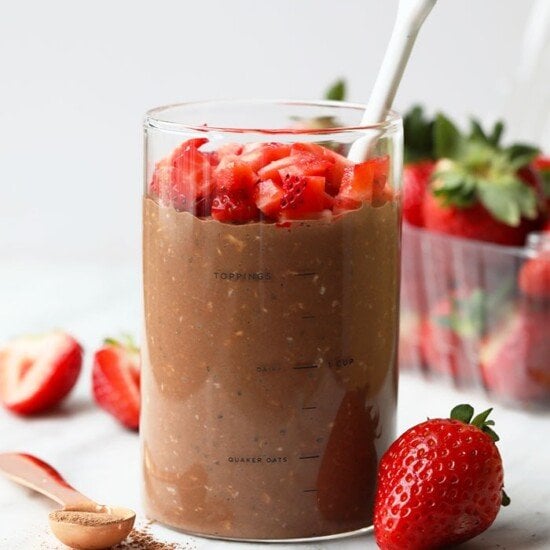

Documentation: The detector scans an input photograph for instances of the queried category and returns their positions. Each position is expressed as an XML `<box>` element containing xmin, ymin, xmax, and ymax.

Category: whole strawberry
<box><xmin>423</xmin><ymin>116</ymin><xmax>543</xmax><ymax>246</ymax></box>
<box><xmin>374</xmin><ymin>404</ymin><xmax>509</xmax><ymax>550</ymax></box>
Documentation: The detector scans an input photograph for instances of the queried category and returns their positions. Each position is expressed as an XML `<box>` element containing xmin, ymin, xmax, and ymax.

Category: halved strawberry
<box><xmin>239</xmin><ymin>142</ymin><xmax>291</xmax><ymax>172</ymax></box>
<box><xmin>0</xmin><ymin>332</ymin><xmax>83</xmax><ymax>415</ymax></box>
<box><xmin>212</xmin><ymin>159</ymin><xmax>260</xmax><ymax>223</ymax></box>
<box><xmin>92</xmin><ymin>336</ymin><xmax>140</xmax><ymax>430</ymax></box>
<box><xmin>149</xmin><ymin>138</ymin><xmax>213</xmax><ymax>215</ymax></box>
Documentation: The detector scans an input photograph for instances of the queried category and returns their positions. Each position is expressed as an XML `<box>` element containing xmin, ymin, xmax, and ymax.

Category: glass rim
<box><xmin>144</xmin><ymin>99</ymin><xmax>402</xmax><ymax>135</ymax></box>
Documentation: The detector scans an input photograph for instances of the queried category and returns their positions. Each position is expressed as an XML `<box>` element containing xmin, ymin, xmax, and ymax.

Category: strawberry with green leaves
<box><xmin>374</xmin><ymin>404</ymin><xmax>509</xmax><ymax>550</ymax></box>
<box><xmin>423</xmin><ymin>116</ymin><xmax>543</xmax><ymax>245</ymax></box>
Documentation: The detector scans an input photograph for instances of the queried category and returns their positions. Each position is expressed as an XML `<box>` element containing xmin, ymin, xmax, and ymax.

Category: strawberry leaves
<box><xmin>324</xmin><ymin>79</ymin><xmax>346</xmax><ymax>101</ymax></box>
<box><xmin>450</xmin><ymin>404</ymin><xmax>500</xmax><ymax>444</ymax></box>
<box><xmin>431</xmin><ymin>114</ymin><xmax>539</xmax><ymax>226</ymax></box>
<box><xmin>403</xmin><ymin>104</ymin><xmax>541</xmax><ymax>227</ymax></box>
<box><xmin>404</xmin><ymin>105</ymin><xmax>436</xmax><ymax>163</ymax></box>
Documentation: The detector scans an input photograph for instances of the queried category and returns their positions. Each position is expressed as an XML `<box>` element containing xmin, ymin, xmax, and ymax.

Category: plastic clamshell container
<box><xmin>399</xmin><ymin>222</ymin><xmax>550</xmax><ymax>409</ymax></box>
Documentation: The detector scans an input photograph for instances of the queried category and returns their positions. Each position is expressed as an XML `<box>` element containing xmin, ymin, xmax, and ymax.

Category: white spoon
<box><xmin>348</xmin><ymin>0</ymin><xmax>438</xmax><ymax>162</ymax></box>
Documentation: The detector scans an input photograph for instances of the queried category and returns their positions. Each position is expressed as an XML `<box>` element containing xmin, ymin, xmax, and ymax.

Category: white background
<box><xmin>1</xmin><ymin>0</ymin><xmax>549</xmax><ymax>265</ymax></box>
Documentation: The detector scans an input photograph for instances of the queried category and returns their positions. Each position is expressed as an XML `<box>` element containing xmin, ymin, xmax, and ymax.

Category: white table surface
<box><xmin>0</xmin><ymin>259</ymin><xmax>549</xmax><ymax>549</ymax></box>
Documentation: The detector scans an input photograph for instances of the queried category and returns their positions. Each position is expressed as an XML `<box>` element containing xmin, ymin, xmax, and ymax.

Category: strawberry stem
<box><xmin>450</xmin><ymin>404</ymin><xmax>499</xmax><ymax>442</ymax></box>
<box><xmin>104</xmin><ymin>334</ymin><xmax>139</xmax><ymax>354</ymax></box>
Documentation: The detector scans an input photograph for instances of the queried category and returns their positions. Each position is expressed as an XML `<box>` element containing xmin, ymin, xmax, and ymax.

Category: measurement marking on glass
<box><xmin>299</xmin><ymin>455</ymin><xmax>320</xmax><ymax>460</ymax></box>
<box><xmin>292</xmin><ymin>364</ymin><xmax>318</xmax><ymax>370</ymax></box>
<box><xmin>303</xmin><ymin>489</ymin><xmax>318</xmax><ymax>493</ymax></box>
<box><xmin>301</xmin><ymin>315</ymin><xmax>315</xmax><ymax>320</ymax></box>
<box><xmin>294</xmin><ymin>272</ymin><xmax>317</xmax><ymax>277</ymax></box>
<box><xmin>302</xmin><ymin>406</ymin><xmax>317</xmax><ymax>410</ymax></box>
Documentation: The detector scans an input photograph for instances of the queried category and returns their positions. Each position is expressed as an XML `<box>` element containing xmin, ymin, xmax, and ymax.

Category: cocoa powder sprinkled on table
<box><xmin>112</xmin><ymin>524</ymin><xmax>192</xmax><ymax>550</ymax></box>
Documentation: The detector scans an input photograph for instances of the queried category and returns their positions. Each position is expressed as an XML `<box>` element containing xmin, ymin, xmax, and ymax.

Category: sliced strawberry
<box><xmin>239</xmin><ymin>142</ymin><xmax>291</xmax><ymax>172</ymax></box>
<box><xmin>92</xmin><ymin>336</ymin><xmax>140</xmax><ymax>430</ymax></box>
<box><xmin>212</xmin><ymin>159</ymin><xmax>260</xmax><ymax>223</ymax></box>
<box><xmin>279</xmin><ymin>174</ymin><xmax>331</xmax><ymax>220</ymax></box>
<box><xmin>254</xmin><ymin>179</ymin><xmax>283</xmax><ymax>220</ymax></box>
<box><xmin>149</xmin><ymin>138</ymin><xmax>213</xmax><ymax>214</ymax></box>
<box><xmin>0</xmin><ymin>332</ymin><xmax>83</xmax><ymax>415</ymax></box>
<box><xmin>258</xmin><ymin>153</ymin><xmax>332</xmax><ymax>185</ymax></box>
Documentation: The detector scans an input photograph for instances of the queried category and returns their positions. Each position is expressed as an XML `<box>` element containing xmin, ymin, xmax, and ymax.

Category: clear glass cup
<box><xmin>142</xmin><ymin>100</ymin><xmax>403</xmax><ymax>541</ymax></box>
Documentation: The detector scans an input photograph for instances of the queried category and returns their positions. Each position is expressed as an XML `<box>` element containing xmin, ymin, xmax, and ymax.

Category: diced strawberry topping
<box><xmin>279</xmin><ymin>174</ymin><xmax>331</xmax><ymax>220</ymax></box>
<box><xmin>290</xmin><ymin>142</ymin><xmax>353</xmax><ymax>195</ymax></box>
<box><xmin>239</xmin><ymin>143</ymin><xmax>292</xmax><ymax>172</ymax></box>
<box><xmin>255</xmin><ymin>179</ymin><xmax>283</xmax><ymax>220</ymax></box>
<box><xmin>258</xmin><ymin>153</ymin><xmax>332</xmax><ymax>185</ymax></box>
<box><xmin>149</xmin><ymin>139</ymin><xmax>394</xmax><ymax>223</ymax></box>
<box><xmin>212</xmin><ymin>159</ymin><xmax>260</xmax><ymax>223</ymax></box>
<box><xmin>149</xmin><ymin>138</ymin><xmax>213</xmax><ymax>214</ymax></box>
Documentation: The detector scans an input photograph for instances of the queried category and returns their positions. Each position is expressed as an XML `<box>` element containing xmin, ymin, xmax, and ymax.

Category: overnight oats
<box><xmin>142</xmin><ymin>101</ymin><xmax>403</xmax><ymax>540</ymax></box>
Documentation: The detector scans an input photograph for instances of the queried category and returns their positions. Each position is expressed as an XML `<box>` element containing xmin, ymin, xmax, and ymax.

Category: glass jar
<box><xmin>142</xmin><ymin>100</ymin><xmax>403</xmax><ymax>541</ymax></box>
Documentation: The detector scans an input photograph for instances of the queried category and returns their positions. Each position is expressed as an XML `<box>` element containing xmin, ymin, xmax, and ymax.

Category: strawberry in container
<box><xmin>481</xmin><ymin>231</ymin><xmax>550</xmax><ymax>404</ymax></box>
<box><xmin>400</xmin><ymin>106</ymin><xmax>550</xmax><ymax>407</ymax></box>
<box><xmin>398</xmin><ymin>106</ymin><xmax>436</xmax><ymax>370</ymax></box>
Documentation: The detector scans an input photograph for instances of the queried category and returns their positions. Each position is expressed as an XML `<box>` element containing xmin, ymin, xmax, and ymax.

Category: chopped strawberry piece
<box><xmin>255</xmin><ymin>179</ymin><xmax>283</xmax><ymax>220</ymax></box>
<box><xmin>258</xmin><ymin>153</ymin><xmax>332</xmax><ymax>185</ymax></box>
<box><xmin>216</xmin><ymin>142</ymin><xmax>243</xmax><ymax>158</ymax></box>
<box><xmin>291</xmin><ymin>142</ymin><xmax>353</xmax><ymax>194</ymax></box>
<box><xmin>149</xmin><ymin>138</ymin><xmax>213</xmax><ymax>214</ymax></box>
<box><xmin>212</xmin><ymin>159</ymin><xmax>260</xmax><ymax>223</ymax></box>
<box><xmin>92</xmin><ymin>337</ymin><xmax>140</xmax><ymax>430</ymax></box>
<box><xmin>240</xmin><ymin>143</ymin><xmax>292</xmax><ymax>172</ymax></box>
<box><xmin>333</xmin><ymin>195</ymin><xmax>362</xmax><ymax>215</ymax></box>
<box><xmin>338</xmin><ymin>161</ymin><xmax>375</xmax><ymax>202</ymax></box>
<box><xmin>0</xmin><ymin>332</ymin><xmax>83</xmax><ymax>415</ymax></box>
<box><xmin>279</xmin><ymin>174</ymin><xmax>331</xmax><ymax>220</ymax></box>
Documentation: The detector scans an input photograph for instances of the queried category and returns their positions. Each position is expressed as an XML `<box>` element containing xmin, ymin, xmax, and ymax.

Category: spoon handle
<box><xmin>0</xmin><ymin>453</ymin><xmax>98</xmax><ymax>508</ymax></box>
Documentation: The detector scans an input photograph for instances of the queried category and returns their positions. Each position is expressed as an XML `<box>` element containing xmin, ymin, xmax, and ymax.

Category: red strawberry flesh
<box><xmin>92</xmin><ymin>341</ymin><xmax>140</xmax><ymax>430</ymax></box>
<box><xmin>0</xmin><ymin>332</ymin><xmax>83</xmax><ymax>415</ymax></box>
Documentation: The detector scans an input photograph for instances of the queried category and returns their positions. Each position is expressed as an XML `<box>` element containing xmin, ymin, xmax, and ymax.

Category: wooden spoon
<box><xmin>0</xmin><ymin>453</ymin><xmax>135</xmax><ymax>549</ymax></box>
